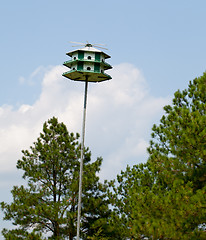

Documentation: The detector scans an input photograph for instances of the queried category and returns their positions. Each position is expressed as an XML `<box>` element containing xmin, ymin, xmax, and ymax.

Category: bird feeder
<box><xmin>62</xmin><ymin>43</ymin><xmax>112</xmax><ymax>82</ymax></box>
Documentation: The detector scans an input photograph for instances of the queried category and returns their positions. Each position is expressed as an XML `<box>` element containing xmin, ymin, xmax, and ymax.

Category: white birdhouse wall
<box><xmin>71</xmin><ymin>51</ymin><xmax>106</xmax><ymax>62</ymax></box>
<box><xmin>84</xmin><ymin>52</ymin><xmax>95</xmax><ymax>61</ymax></box>
<box><xmin>69</xmin><ymin>51</ymin><xmax>109</xmax><ymax>73</ymax></box>
<box><xmin>72</xmin><ymin>52</ymin><xmax>78</xmax><ymax>60</ymax></box>
<box><xmin>84</xmin><ymin>62</ymin><xmax>94</xmax><ymax>71</ymax></box>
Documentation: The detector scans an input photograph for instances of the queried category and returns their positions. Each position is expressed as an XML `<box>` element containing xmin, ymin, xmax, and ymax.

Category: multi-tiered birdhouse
<box><xmin>62</xmin><ymin>43</ymin><xmax>112</xmax><ymax>82</ymax></box>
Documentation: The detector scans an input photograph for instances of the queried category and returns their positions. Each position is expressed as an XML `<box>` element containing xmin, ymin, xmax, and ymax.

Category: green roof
<box><xmin>63</xmin><ymin>59</ymin><xmax>112</xmax><ymax>70</ymax></box>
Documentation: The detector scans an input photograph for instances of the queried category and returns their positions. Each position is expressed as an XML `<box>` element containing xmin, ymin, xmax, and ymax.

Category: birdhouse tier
<box><xmin>62</xmin><ymin>46</ymin><xmax>112</xmax><ymax>82</ymax></box>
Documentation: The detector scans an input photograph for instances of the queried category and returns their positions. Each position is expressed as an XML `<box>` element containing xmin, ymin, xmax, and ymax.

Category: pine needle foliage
<box><xmin>1</xmin><ymin>117</ymin><xmax>112</xmax><ymax>239</ymax></box>
<box><xmin>109</xmin><ymin>73</ymin><xmax>206</xmax><ymax>239</ymax></box>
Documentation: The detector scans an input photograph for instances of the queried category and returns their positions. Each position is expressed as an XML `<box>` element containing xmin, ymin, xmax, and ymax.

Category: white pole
<box><xmin>76</xmin><ymin>78</ymin><xmax>88</xmax><ymax>240</ymax></box>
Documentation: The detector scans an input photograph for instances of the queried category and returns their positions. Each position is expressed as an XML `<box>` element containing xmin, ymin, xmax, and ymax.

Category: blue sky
<box><xmin>1</xmin><ymin>0</ymin><xmax>206</xmax><ymax>237</ymax></box>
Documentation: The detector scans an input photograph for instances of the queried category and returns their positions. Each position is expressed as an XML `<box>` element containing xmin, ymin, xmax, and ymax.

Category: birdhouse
<box><xmin>62</xmin><ymin>43</ymin><xmax>112</xmax><ymax>82</ymax></box>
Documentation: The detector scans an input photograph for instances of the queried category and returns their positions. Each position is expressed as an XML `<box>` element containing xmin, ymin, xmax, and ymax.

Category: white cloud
<box><xmin>0</xmin><ymin>63</ymin><xmax>170</xmax><ymax>181</ymax></box>
<box><xmin>18</xmin><ymin>66</ymin><xmax>49</xmax><ymax>86</ymax></box>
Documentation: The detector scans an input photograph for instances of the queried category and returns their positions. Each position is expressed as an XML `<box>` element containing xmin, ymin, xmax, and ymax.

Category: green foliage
<box><xmin>87</xmin><ymin>228</ymin><xmax>109</xmax><ymax>240</ymax></box>
<box><xmin>148</xmin><ymin>74</ymin><xmax>206</xmax><ymax>189</ymax></box>
<box><xmin>2</xmin><ymin>228</ymin><xmax>43</xmax><ymax>240</ymax></box>
<box><xmin>110</xmin><ymin>73</ymin><xmax>206</xmax><ymax>239</ymax></box>
<box><xmin>1</xmin><ymin>117</ymin><xmax>112</xmax><ymax>239</ymax></box>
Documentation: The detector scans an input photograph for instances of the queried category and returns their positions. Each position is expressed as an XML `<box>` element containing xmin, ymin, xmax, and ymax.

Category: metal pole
<box><xmin>76</xmin><ymin>77</ymin><xmax>88</xmax><ymax>240</ymax></box>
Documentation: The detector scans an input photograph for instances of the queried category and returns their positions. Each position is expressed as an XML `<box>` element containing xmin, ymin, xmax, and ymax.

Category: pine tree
<box><xmin>110</xmin><ymin>73</ymin><xmax>206</xmax><ymax>239</ymax></box>
<box><xmin>1</xmin><ymin>117</ymin><xmax>112</xmax><ymax>239</ymax></box>
<box><xmin>148</xmin><ymin>73</ymin><xmax>206</xmax><ymax>190</ymax></box>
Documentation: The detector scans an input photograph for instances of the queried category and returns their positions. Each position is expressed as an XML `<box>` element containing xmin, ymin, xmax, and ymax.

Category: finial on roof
<box><xmin>85</xmin><ymin>43</ymin><xmax>93</xmax><ymax>47</ymax></box>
